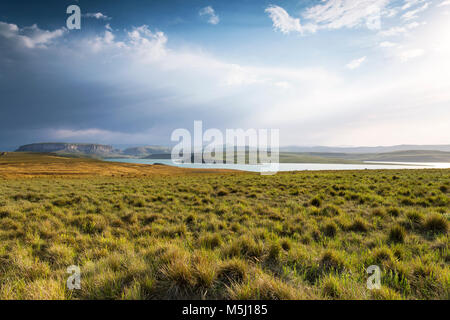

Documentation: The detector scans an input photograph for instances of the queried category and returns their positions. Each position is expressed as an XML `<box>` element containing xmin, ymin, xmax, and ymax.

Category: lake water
<box><xmin>105</xmin><ymin>158</ymin><xmax>450</xmax><ymax>172</ymax></box>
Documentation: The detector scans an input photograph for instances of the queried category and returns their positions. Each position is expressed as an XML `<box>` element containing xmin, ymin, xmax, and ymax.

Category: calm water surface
<box><xmin>105</xmin><ymin>159</ymin><xmax>450</xmax><ymax>172</ymax></box>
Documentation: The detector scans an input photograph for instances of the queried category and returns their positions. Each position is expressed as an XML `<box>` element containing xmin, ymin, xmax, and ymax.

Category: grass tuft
<box><xmin>389</xmin><ymin>225</ymin><xmax>406</xmax><ymax>243</ymax></box>
<box><xmin>422</xmin><ymin>214</ymin><xmax>448</xmax><ymax>234</ymax></box>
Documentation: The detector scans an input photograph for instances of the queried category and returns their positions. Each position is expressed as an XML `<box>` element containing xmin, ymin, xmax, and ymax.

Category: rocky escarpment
<box><xmin>15</xmin><ymin>143</ymin><xmax>173</xmax><ymax>158</ymax></box>
<box><xmin>122</xmin><ymin>146</ymin><xmax>171</xmax><ymax>157</ymax></box>
<box><xmin>16</xmin><ymin>143</ymin><xmax>117</xmax><ymax>156</ymax></box>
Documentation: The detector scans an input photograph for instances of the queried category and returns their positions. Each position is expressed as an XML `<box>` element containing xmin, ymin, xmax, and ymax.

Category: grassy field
<box><xmin>0</xmin><ymin>153</ymin><xmax>448</xmax><ymax>300</ymax></box>
<box><xmin>0</xmin><ymin>152</ymin><xmax>236</xmax><ymax>178</ymax></box>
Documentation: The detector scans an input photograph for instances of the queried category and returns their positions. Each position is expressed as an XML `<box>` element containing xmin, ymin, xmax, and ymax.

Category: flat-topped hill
<box><xmin>0</xmin><ymin>152</ymin><xmax>242</xmax><ymax>178</ymax></box>
<box><xmin>16</xmin><ymin>143</ymin><xmax>118</xmax><ymax>157</ymax></box>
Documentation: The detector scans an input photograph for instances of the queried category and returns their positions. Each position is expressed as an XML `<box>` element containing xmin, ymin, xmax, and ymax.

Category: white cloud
<box><xmin>399</xmin><ymin>48</ymin><xmax>425</xmax><ymax>62</ymax></box>
<box><xmin>346</xmin><ymin>56</ymin><xmax>367</xmax><ymax>69</ymax></box>
<box><xmin>401</xmin><ymin>2</ymin><xmax>429</xmax><ymax>20</ymax></box>
<box><xmin>303</xmin><ymin>0</ymin><xmax>390</xmax><ymax>31</ymax></box>
<box><xmin>0</xmin><ymin>21</ymin><xmax>65</xmax><ymax>48</ymax></box>
<box><xmin>265</xmin><ymin>5</ymin><xmax>305</xmax><ymax>34</ymax></box>
<box><xmin>77</xmin><ymin>23</ymin><xmax>337</xmax><ymax>92</ymax></box>
<box><xmin>378</xmin><ymin>21</ymin><xmax>420</xmax><ymax>36</ymax></box>
<box><xmin>199</xmin><ymin>6</ymin><xmax>220</xmax><ymax>25</ymax></box>
<box><xmin>274</xmin><ymin>81</ymin><xmax>292</xmax><ymax>90</ymax></box>
<box><xmin>224</xmin><ymin>64</ymin><xmax>262</xmax><ymax>86</ymax></box>
<box><xmin>402</xmin><ymin>0</ymin><xmax>426</xmax><ymax>10</ymax></box>
<box><xmin>0</xmin><ymin>21</ymin><xmax>18</xmax><ymax>38</ymax></box>
<box><xmin>83</xmin><ymin>12</ymin><xmax>111</xmax><ymax>20</ymax></box>
<box><xmin>265</xmin><ymin>1</ymin><xmax>414</xmax><ymax>35</ymax></box>
<box><xmin>3</xmin><ymin>14</ymin><xmax>450</xmax><ymax>147</ymax></box>
<box><xmin>383</xmin><ymin>7</ymin><xmax>400</xmax><ymax>18</ymax></box>
<box><xmin>87</xmin><ymin>25</ymin><xmax>167</xmax><ymax>61</ymax></box>
<box><xmin>127</xmin><ymin>26</ymin><xmax>168</xmax><ymax>61</ymax></box>
<box><xmin>379</xmin><ymin>41</ymin><xmax>397</xmax><ymax>47</ymax></box>
<box><xmin>265</xmin><ymin>1</ymin><xmax>433</xmax><ymax>38</ymax></box>
<box><xmin>438</xmin><ymin>0</ymin><xmax>450</xmax><ymax>6</ymax></box>
<box><xmin>89</xmin><ymin>30</ymin><xmax>117</xmax><ymax>52</ymax></box>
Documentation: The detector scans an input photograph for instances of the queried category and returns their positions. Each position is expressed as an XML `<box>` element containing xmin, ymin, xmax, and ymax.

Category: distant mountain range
<box><xmin>15</xmin><ymin>143</ymin><xmax>170</xmax><ymax>158</ymax></box>
<box><xmin>280</xmin><ymin>144</ymin><xmax>450</xmax><ymax>153</ymax></box>
<box><xmin>16</xmin><ymin>143</ymin><xmax>120</xmax><ymax>157</ymax></box>
<box><xmin>121</xmin><ymin>146</ymin><xmax>171</xmax><ymax>157</ymax></box>
<box><xmin>279</xmin><ymin>150</ymin><xmax>450</xmax><ymax>163</ymax></box>
<box><xmin>13</xmin><ymin>142</ymin><xmax>450</xmax><ymax>163</ymax></box>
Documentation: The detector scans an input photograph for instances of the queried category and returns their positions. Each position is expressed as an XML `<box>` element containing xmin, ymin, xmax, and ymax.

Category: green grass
<box><xmin>0</xmin><ymin>156</ymin><xmax>448</xmax><ymax>299</ymax></box>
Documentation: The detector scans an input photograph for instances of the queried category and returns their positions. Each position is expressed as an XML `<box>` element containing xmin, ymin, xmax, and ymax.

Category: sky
<box><xmin>0</xmin><ymin>0</ymin><xmax>449</xmax><ymax>149</ymax></box>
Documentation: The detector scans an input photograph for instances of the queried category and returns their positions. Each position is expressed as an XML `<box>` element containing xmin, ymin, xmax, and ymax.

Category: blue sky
<box><xmin>0</xmin><ymin>0</ymin><xmax>449</xmax><ymax>149</ymax></box>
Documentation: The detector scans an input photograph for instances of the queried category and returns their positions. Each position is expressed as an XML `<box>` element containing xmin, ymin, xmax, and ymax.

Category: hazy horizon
<box><xmin>8</xmin><ymin>141</ymin><xmax>450</xmax><ymax>151</ymax></box>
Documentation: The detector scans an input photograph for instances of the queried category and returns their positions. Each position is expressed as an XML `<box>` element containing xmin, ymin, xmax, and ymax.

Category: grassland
<box><xmin>143</xmin><ymin>150</ymin><xmax>450</xmax><ymax>164</ymax></box>
<box><xmin>0</xmin><ymin>152</ymin><xmax>236</xmax><ymax>178</ymax></box>
<box><xmin>0</xmin><ymin>153</ymin><xmax>448</xmax><ymax>300</ymax></box>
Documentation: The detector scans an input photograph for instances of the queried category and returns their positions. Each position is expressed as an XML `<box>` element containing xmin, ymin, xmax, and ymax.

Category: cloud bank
<box><xmin>265</xmin><ymin>0</ymin><xmax>431</xmax><ymax>35</ymax></box>
<box><xmin>0</xmin><ymin>1</ymin><xmax>449</xmax><ymax>148</ymax></box>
